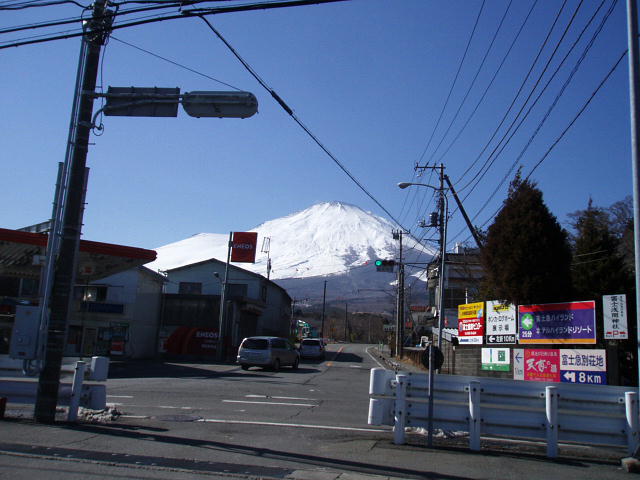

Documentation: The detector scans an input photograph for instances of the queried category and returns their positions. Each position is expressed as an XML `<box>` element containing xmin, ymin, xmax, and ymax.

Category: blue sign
<box><xmin>561</xmin><ymin>370</ymin><xmax>607</xmax><ymax>385</ymax></box>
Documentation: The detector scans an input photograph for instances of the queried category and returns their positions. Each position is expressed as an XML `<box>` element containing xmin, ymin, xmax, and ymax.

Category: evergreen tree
<box><xmin>569</xmin><ymin>199</ymin><xmax>631</xmax><ymax>300</ymax></box>
<box><xmin>480</xmin><ymin>173</ymin><xmax>572</xmax><ymax>305</ymax></box>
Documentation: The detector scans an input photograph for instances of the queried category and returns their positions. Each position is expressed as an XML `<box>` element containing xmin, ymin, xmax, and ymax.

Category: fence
<box><xmin>368</xmin><ymin>368</ymin><xmax>639</xmax><ymax>457</ymax></box>
<box><xmin>0</xmin><ymin>356</ymin><xmax>109</xmax><ymax>421</ymax></box>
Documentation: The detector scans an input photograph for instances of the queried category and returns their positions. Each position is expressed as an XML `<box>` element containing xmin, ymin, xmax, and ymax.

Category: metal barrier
<box><xmin>0</xmin><ymin>356</ymin><xmax>109</xmax><ymax>421</ymax></box>
<box><xmin>368</xmin><ymin>368</ymin><xmax>639</xmax><ymax>457</ymax></box>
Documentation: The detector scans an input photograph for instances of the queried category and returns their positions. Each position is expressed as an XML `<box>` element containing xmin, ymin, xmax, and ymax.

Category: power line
<box><xmin>426</xmin><ymin>0</ymin><xmax>513</xmax><ymax>165</ymax></box>
<box><xmin>526</xmin><ymin>49</ymin><xmax>627</xmax><ymax>178</ymax></box>
<box><xmin>415</xmin><ymin>1</ymin><xmax>486</xmax><ymax>165</ymax></box>
<box><xmin>450</xmin><ymin>48</ymin><xmax>627</xmax><ymax>246</ymax></box>
<box><xmin>453</xmin><ymin>0</ymin><xmax>570</xmax><ymax>190</ymax></box>
<box><xmin>457</xmin><ymin>0</ymin><xmax>617</xmax><ymax>232</ymax></box>
<box><xmin>197</xmin><ymin>17</ymin><xmax>409</xmax><ymax>233</ymax></box>
<box><xmin>0</xmin><ymin>0</ymin><xmax>350</xmax><ymax>49</ymax></box>
<box><xmin>110</xmin><ymin>35</ymin><xmax>241</xmax><ymax>89</ymax></box>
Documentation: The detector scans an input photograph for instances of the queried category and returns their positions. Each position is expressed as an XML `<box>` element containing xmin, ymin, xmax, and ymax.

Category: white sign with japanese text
<box><xmin>486</xmin><ymin>301</ymin><xmax>517</xmax><ymax>344</ymax></box>
<box><xmin>603</xmin><ymin>294</ymin><xmax>628</xmax><ymax>339</ymax></box>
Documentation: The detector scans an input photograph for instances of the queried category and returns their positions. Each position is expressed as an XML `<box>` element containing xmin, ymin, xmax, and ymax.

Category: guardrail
<box><xmin>0</xmin><ymin>356</ymin><xmax>109</xmax><ymax>421</ymax></box>
<box><xmin>368</xmin><ymin>368</ymin><xmax>639</xmax><ymax>457</ymax></box>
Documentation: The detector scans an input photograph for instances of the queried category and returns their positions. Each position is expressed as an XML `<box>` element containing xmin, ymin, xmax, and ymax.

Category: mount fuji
<box><xmin>147</xmin><ymin>202</ymin><xmax>436</xmax><ymax>310</ymax></box>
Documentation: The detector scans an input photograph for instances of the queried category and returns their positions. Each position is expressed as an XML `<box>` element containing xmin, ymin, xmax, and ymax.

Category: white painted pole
<box><xmin>67</xmin><ymin>361</ymin><xmax>86</xmax><ymax>421</ymax></box>
<box><xmin>545</xmin><ymin>386</ymin><xmax>558</xmax><ymax>458</ymax></box>
<box><xmin>626</xmin><ymin>392</ymin><xmax>639</xmax><ymax>455</ymax></box>
<box><xmin>468</xmin><ymin>380</ymin><xmax>481</xmax><ymax>451</ymax></box>
<box><xmin>394</xmin><ymin>374</ymin><xmax>407</xmax><ymax>445</ymax></box>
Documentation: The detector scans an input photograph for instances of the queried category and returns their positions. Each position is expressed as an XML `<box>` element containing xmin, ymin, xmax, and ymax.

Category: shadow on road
<box><xmin>52</xmin><ymin>422</ymin><xmax>487</xmax><ymax>480</ymax></box>
<box><xmin>108</xmin><ymin>361</ymin><xmax>319</xmax><ymax>379</ymax></box>
<box><xmin>329</xmin><ymin>352</ymin><xmax>363</xmax><ymax>363</ymax></box>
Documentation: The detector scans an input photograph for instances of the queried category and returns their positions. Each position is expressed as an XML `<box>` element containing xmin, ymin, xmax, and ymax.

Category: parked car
<box><xmin>299</xmin><ymin>338</ymin><xmax>325</xmax><ymax>359</ymax></box>
<box><xmin>237</xmin><ymin>336</ymin><xmax>300</xmax><ymax>371</ymax></box>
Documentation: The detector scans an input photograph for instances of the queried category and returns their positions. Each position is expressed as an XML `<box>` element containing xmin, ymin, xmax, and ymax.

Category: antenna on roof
<box><xmin>261</xmin><ymin>237</ymin><xmax>272</xmax><ymax>279</ymax></box>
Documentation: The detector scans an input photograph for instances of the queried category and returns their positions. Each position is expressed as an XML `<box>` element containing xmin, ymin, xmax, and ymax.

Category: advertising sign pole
<box><xmin>217</xmin><ymin>232</ymin><xmax>232</xmax><ymax>361</ymax></box>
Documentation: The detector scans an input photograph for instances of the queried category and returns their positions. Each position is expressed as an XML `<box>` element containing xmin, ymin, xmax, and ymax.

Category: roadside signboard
<box><xmin>481</xmin><ymin>348</ymin><xmax>510</xmax><ymax>371</ymax></box>
<box><xmin>513</xmin><ymin>348</ymin><xmax>607</xmax><ymax>384</ymax></box>
<box><xmin>518</xmin><ymin>301</ymin><xmax>596</xmax><ymax>344</ymax></box>
<box><xmin>603</xmin><ymin>294</ymin><xmax>628</xmax><ymax>339</ymax></box>
<box><xmin>485</xmin><ymin>301</ymin><xmax>517</xmax><ymax>344</ymax></box>
<box><xmin>560</xmin><ymin>349</ymin><xmax>607</xmax><ymax>385</ymax></box>
<box><xmin>457</xmin><ymin>302</ymin><xmax>484</xmax><ymax>345</ymax></box>
<box><xmin>513</xmin><ymin>349</ymin><xmax>524</xmax><ymax>380</ymax></box>
<box><xmin>231</xmin><ymin>231</ymin><xmax>258</xmax><ymax>263</ymax></box>
<box><xmin>522</xmin><ymin>348</ymin><xmax>560</xmax><ymax>382</ymax></box>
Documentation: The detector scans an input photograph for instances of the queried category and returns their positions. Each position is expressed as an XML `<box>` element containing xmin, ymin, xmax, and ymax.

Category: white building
<box><xmin>160</xmin><ymin>258</ymin><xmax>292</xmax><ymax>359</ymax></box>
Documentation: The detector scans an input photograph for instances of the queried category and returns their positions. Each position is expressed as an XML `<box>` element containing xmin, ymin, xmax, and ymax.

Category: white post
<box><xmin>468</xmin><ymin>380</ymin><xmax>481</xmax><ymax>451</ymax></box>
<box><xmin>67</xmin><ymin>361</ymin><xmax>86</xmax><ymax>422</ymax></box>
<box><xmin>394</xmin><ymin>374</ymin><xmax>408</xmax><ymax>445</ymax></box>
<box><xmin>545</xmin><ymin>386</ymin><xmax>558</xmax><ymax>458</ymax></box>
<box><xmin>626</xmin><ymin>392</ymin><xmax>639</xmax><ymax>455</ymax></box>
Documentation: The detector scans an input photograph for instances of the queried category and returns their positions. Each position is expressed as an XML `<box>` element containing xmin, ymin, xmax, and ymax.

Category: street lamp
<box><xmin>398</xmin><ymin>181</ymin><xmax>448</xmax><ymax>447</ymax></box>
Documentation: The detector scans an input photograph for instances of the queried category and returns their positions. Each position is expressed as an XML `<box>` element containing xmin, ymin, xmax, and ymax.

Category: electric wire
<box><xmin>451</xmin><ymin>48</ymin><xmax>626</xmax><ymax>247</ymax></box>
<box><xmin>426</xmin><ymin>0</ymin><xmax>513</xmax><ymax>165</ymax></box>
<box><xmin>110</xmin><ymin>35</ymin><xmax>242</xmax><ymax>89</ymax></box>
<box><xmin>434</xmin><ymin>1</ymin><xmax>538</xmax><ymax>169</ymax></box>
<box><xmin>0</xmin><ymin>0</ymin><xmax>349</xmax><ymax>48</ymax></box>
<box><xmin>415</xmin><ymin>0</ymin><xmax>486</xmax><ymax>166</ymax></box>
<box><xmin>470</xmin><ymin>0</ymin><xmax>617</xmax><ymax>219</ymax></box>
<box><xmin>450</xmin><ymin>0</ymin><xmax>617</xmax><ymax>241</ymax></box>
<box><xmin>457</xmin><ymin>0</ymin><xmax>588</xmax><ymax>200</ymax></box>
<box><xmin>197</xmin><ymin>16</ymin><xmax>409</xmax><ymax>233</ymax></box>
<box><xmin>453</xmin><ymin>0</ymin><xmax>570</xmax><ymax>189</ymax></box>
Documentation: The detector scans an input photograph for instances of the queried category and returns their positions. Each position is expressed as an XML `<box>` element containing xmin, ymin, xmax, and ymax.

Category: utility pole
<box><xmin>321</xmin><ymin>280</ymin><xmax>327</xmax><ymax>341</ymax></box>
<box><xmin>393</xmin><ymin>229</ymin><xmax>407</xmax><ymax>358</ymax></box>
<box><xmin>626</xmin><ymin>0</ymin><xmax>640</xmax><ymax>403</ymax></box>
<box><xmin>344</xmin><ymin>302</ymin><xmax>348</xmax><ymax>342</ymax></box>
<box><xmin>34</xmin><ymin>0</ymin><xmax>113</xmax><ymax>423</ymax></box>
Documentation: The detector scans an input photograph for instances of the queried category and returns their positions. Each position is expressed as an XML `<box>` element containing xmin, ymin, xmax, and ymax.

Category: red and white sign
<box><xmin>457</xmin><ymin>302</ymin><xmax>484</xmax><ymax>345</ymax></box>
<box><xmin>518</xmin><ymin>349</ymin><xmax>560</xmax><ymax>382</ymax></box>
<box><xmin>231</xmin><ymin>232</ymin><xmax>258</xmax><ymax>263</ymax></box>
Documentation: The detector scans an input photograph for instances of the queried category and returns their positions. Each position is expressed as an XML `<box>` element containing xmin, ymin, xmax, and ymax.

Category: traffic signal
<box><xmin>375</xmin><ymin>259</ymin><xmax>396</xmax><ymax>272</ymax></box>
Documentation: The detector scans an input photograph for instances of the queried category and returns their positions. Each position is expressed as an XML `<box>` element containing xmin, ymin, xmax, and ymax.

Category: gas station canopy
<box><xmin>0</xmin><ymin>228</ymin><xmax>157</xmax><ymax>281</ymax></box>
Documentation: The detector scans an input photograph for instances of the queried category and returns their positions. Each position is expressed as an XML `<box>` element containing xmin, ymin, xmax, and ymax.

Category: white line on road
<box><xmin>365</xmin><ymin>346</ymin><xmax>386</xmax><ymax>369</ymax></box>
<box><xmin>198</xmin><ymin>418</ymin><xmax>389</xmax><ymax>433</ymax></box>
<box><xmin>245</xmin><ymin>395</ymin><xmax>317</xmax><ymax>401</ymax></box>
<box><xmin>107</xmin><ymin>395</ymin><xmax>134</xmax><ymax>398</ymax></box>
<box><xmin>222</xmin><ymin>400</ymin><xmax>316</xmax><ymax>407</ymax></box>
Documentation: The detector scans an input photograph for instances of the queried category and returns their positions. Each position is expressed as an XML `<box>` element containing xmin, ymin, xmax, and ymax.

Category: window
<box><xmin>242</xmin><ymin>338</ymin><xmax>268</xmax><ymax>350</ymax></box>
<box><xmin>271</xmin><ymin>338</ymin><xmax>287</xmax><ymax>349</ymax></box>
<box><xmin>179</xmin><ymin>282</ymin><xmax>202</xmax><ymax>295</ymax></box>
<box><xmin>228</xmin><ymin>283</ymin><xmax>248</xmax><ymax>299</ymax></box>
<box><xmin>75</xmin><ymin>285</ymin><xmax>107</xmax><ymax>302</ymax></box>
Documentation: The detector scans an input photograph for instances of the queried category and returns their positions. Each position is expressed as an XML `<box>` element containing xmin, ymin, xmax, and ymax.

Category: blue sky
<box><xmin>1</xmin><ymin>0</ymin><xmax>634</xmax><ymax>253</ymax></box>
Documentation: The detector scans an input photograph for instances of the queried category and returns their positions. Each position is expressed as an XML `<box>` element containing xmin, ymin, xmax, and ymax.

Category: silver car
<box><xmin>237</xmin><ymin>336</ymin><xmax>300</xmax><ymax>371</ymax></box>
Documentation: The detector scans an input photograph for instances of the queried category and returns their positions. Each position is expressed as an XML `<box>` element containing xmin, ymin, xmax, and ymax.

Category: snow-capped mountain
<box><xmin>147</xmin><ymin>202</ymin><xmax>435</xmax><ymax>307</ymax></box>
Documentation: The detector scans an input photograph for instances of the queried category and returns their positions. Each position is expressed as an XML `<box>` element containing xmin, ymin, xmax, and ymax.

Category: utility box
<box><xmin>9</xmin><ymin>305</ymin><xmax>41</xmax><ymax>360</ymax></box>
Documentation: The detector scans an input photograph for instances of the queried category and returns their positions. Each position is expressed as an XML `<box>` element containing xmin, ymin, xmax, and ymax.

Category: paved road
<box><xmin>0</xmin><ymin>344</ymin><xmax>632</xmax><ymax>479</ymax></box>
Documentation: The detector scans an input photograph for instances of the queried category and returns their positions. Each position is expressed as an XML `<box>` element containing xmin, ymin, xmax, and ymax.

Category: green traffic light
<box><xmin>375</xmin><ymin>260</ymin><xmax>383</xmax><ymax>266</ymax></box>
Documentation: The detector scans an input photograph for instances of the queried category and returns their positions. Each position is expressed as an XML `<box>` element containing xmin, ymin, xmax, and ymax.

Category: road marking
<box><xmin>198</xmin><ymin>418</ymin><xmax>389</xmax><ymax>433</ymax></box>
<box><xmin>245</xmin><ymin>395</ymin><xmax>317</xmax><ymax>401</ymax></box>
<box><xmin>365</xmin><ymin>346</ymin><xmax>387</xmax><ymax>369</ymax></box>
<box><xmin>107</xmin><ymin>395</ymin><xmax>134</xmax><ymax>398</ymax></box>
<box><xmin>222</xmin><ymin>400</ymin><xmax>316</xmax><ymax>407</ymax></box>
